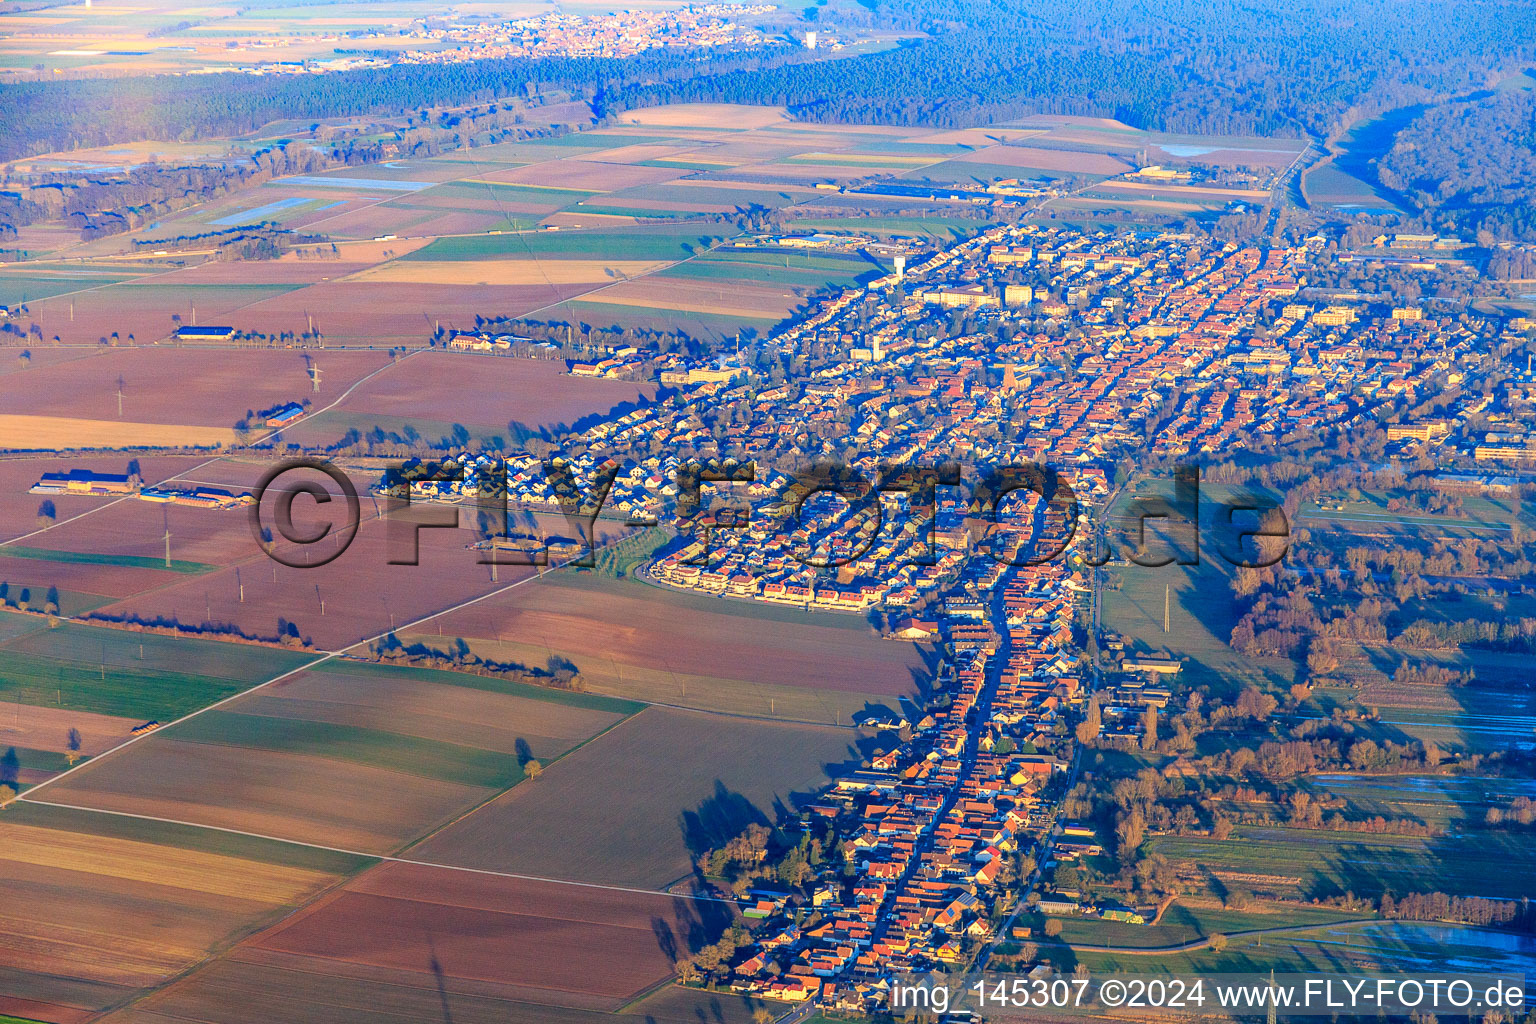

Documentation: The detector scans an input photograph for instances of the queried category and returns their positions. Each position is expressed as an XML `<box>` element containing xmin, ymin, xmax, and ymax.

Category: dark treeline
<box><xmin>1381</xmin><ymin>892</ymin><xmax>1535</xmax><ymax>930</ymax></box>
<box><xmin>3</xmin><ymin>0</ymin><xmax>1532</xmax><ymax>162</ymax></box>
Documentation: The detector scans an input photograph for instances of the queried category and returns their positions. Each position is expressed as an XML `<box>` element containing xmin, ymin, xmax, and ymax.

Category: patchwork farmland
<box><xmin>37</xmin><ymin>660</ymin><xmax>639</xmax><ymax>854</ymax></box>
<box><xmin>410</xmin><ymin>706</ymin><xmax>863</xmax><ymax>889</ymax></box>
<box><xmin>2</xmin><ymin>105</ymin><xmax>1291</xmax><ymax>350</ymax></box>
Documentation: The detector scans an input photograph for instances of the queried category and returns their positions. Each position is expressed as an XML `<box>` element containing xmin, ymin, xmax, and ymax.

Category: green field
<box><xmin>0</xmin><ymin>581</ymin><xmax>113</xmax><ymax>616</ymax></box>
<box><xmin>1303</xmin><ymin>773</ymin><xmax>1536</xmax><ymax>829</ymax></box>
<box><xmin>0</xmin><ymin>622</ymin><xmax>313</xmax><ymax>719</ymax></box>
<box><xmin>413</xmin><ymin>180</ymin><xmax>599</xmax><ymax>206</ymax></box>
<box><xmin>616</xmin><ymin>183</ymin><xmax>810</xmax><ymax>209</ymax></box>
<box><xmin>1019</xmin><ymin>899</ymin><xmax>1362</xmax><ymax>950</ymax></box>
<box><xmin>1100</xmin><ymin>480</ymin><xmax>1299</xmax><ymax>696</ymax></box>
<box><xmin>1302</xmin><ymin>161</ymin><xmax>1396</xmax><ymax>210</ymax></box>
<box><xmin>1103</xmin><ymin>557</ymin><xmax>1297</xmax><ymax>695</ymax></box>
<box><xmin>0</xmin><ymin>272</ymin><xmax>141</xmax><ymax>304</ymax></box>
<box><xmin>568</xmin><ymin>204</ymin><xmax>704</xmax><ymax>220</ymax></box>
<box><xmin>0</xmin><ymin>544</ymin><xmax>214</xmax><ymax>574</ymax></box>
<box><xmin>0</xmin><ymin>744</ymin><xmax>76</xmax><ymax>776</ymax></box>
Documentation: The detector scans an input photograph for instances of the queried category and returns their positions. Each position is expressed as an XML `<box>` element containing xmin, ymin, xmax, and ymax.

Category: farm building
<box><xmin>1122</xmin><ymin>655</ymin><xmax>1182</xmax><ymax>675</ymax></box>
<box><xmin>175</xmin><ymin>325</ymin><xmax>235</xmax><ymax>340</ymax></box>
<box><xmin>31</xmin><ymin>468</ymin><xmax>140</xmax><ymax>495</ymax></box>
<box><xmin>265</xmin><ymin>403</ymin><xmax>305</xmax><ymax>427</ymax></box>
<box><xmin>139</xmin><ymin>485</ymin><xmax>251</xmax><ymax>509</ymax></box>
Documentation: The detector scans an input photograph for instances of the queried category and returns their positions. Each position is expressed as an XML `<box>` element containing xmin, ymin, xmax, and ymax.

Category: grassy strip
<box><xmin>0</xmin><ymin>545</ymin><xmax>214</xmax><ymax>575</ymax></box>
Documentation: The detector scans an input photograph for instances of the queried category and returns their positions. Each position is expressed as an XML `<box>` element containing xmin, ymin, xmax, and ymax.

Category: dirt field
<box><xmin>39</xmin><ymin>734</ymin><xmax>491</xmax><ymax>854</ymax></box>
<box><xmin>282</xmin><ymin>351</ymin><xmax>654</xmax><ymax>440</ymax></box>
<box><xmin>3</xmin><ymin>336</ymin><xmax>380</xmax><ymax>436</ymax></box>
<box><xmin>225</xmin><ymin>279</ymin><xmax>571</xmax><ymax>344</ymax></box>
<box><xmin>104</xmin><ymin>957</ymin><xmax>762</xmax><ymax>1024</ymax></box>
<box><xmin>0</xmin><ymin>809</ymin><xmax>351</xmax><ymax>1021</ymax></box>
<box><xmin>0</xmin><ymin>701</ymin><xmax>139</xmax><ymax>757</ymax></box>
<box><xmin>0</xmin><ymin>415</ymin><xmax>235</xmax><ymax>451</ymax></box>
<box><xmin>575</xmin><ymin>277</ymin><xmax>800</xmax><ymax>319</ymax></box>
<box><xmin>423</xmin><ymin>573</ymin><xmax>927</xmax><ymax>702</ymax></box>
<box><xmin>411</xmin><ymin>706</ymin><xmax>861</xmax><ymax>888</ymax></box>
<box><xmin>242</xmin><ymin>861</ymin><xmax>729</xmax><ymax>1007</ymax></box>
<box><xmin>249</xmin><ymin>660</ymin><xmax>634</xmax><ymax>760</ymax></box>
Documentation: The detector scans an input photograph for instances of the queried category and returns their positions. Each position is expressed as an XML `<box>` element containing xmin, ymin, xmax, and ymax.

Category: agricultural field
<box><xmin>0</xmin><ymin>348</ymin><xmax>392</xmax><ymax>437</ymax></box>
<box><xmin>105</xmin><ymin>957</ymin><xmax>774</xmax><ymax>1024</ymax></box>
<box><xmin>242</xmin><ymin>862</ymin><xmax>730</xmax><ymax>1007</ymax></box>
<box><xmin>0</xmin><ymin>620</ymin><xmax>312</xmax><ymax>722</ymax></box>
<box><xmin>410</xmin><ymin>705</ymin><xmax>865</xmax><ymax>889</ymax></box>
<box><xmin>407</xmin><ymin>571</ymin><xmax>929</xmax><ymax>724</ymax></box>
<box><xmin>277</xmin><ymin>351</ymin><xmax>655</xmax><ymax>449</ymax></box>
<box><xmin>0</xmin><ymin>800</ymin><xmax>364</xmax><ymax>1022</ymax></box>
<box><xmin>1302</xmin><ymin>773</ymin><xmax>1536</xmax><ymax>831</ymax></box>
<box><xmin>1017</xmin><ymin>896</ymin><xmax>1363</xmax><ymax>951</ymax></box>
<box><xmin>1337</xmin><ymin>669</ymin><xmax>1536</xmax><ymax>752</ymax></box>
<box><xmin>1065</xmin><ymin>919</ymin><xmax>1536</xmax><ymax>976</ymax></box>
<box><xmin>37</xmin><ymin>659</ymin><xmax>637</xmax><ymax>854</ymax></box>
<box><xmin>92</xmin><ymin>504</ymin><xmax>534</xmax><ymax>652</ymax></box>
<box><xmin>1149</xmin><ymin>824</ymin><xmax>1536</xmax><ymax>902</ymax></box>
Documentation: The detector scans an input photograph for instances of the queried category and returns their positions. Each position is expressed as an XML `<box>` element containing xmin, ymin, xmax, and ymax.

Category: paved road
<box><xmin>773</xmin><ymin>998</ymin><xmax>820</xmax><ymax>1024</ymax></box>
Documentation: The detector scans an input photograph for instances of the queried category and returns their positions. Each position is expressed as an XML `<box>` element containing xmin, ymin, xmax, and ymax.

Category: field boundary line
<box><xmin>17</xmin><ymin>796</ymin><xmax>737</xmax><ymax>904</ymax></box>
<box><xmin>15</xmin><ymin>531</ymin><xmax>610</xmax><ymax>801</ymax></box>
<box><xmin>387</xmin><ymin>700</ymin><xmax>646</xmax><ymax>859</ymax></box>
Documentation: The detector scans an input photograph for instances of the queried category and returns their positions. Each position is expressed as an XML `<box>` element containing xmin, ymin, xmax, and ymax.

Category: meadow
<box><xmin>1019</xmin><ymin>897</ymin><xmax>1362</xmax><ymax>951</ymax></box>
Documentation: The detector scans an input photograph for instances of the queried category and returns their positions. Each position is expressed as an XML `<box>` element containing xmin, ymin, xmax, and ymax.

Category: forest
<box><xmin>1380</xmin><ymin>89</ymin><xmax>1536</xmax><ymax>243</ymax></box>
<box><xmin>2</xmin><ymin>0</ymin><xmax>1533</xmax><ymax>161</ymax></box>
